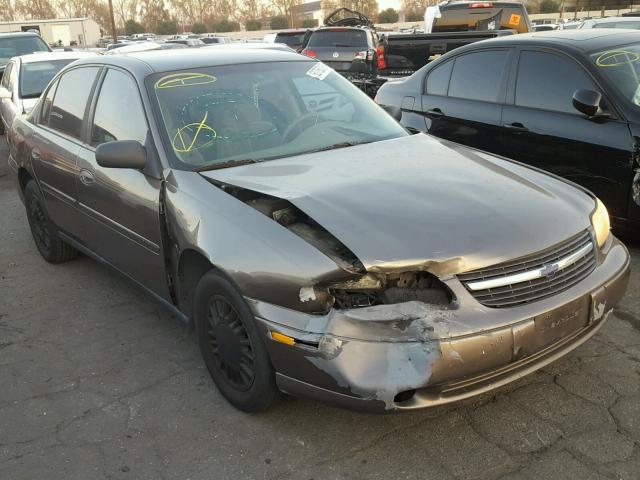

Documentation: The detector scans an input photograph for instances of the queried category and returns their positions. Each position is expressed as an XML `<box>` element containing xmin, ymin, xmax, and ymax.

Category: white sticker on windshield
<box><xmin>306</xmin><ymin>62</ymin><xmax>332</xmax><ymax>80</ymax></box>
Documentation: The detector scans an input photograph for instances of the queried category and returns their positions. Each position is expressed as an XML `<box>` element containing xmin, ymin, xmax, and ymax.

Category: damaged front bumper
<box><xmin>248</xmin><ymin>237</ymin><xmax>630</xmax><ymax>412</ymax></box>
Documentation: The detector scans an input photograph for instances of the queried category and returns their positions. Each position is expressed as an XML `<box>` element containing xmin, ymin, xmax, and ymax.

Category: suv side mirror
<box><xmin>572</xmin><ymin>89</ymin><xmax>604</xmax><ymax>117</ymax></box>
<box><xmin>96</xmin><ymin>140</ymin><xmax>147</xmax><ymax>169</ymax></box>
<box><xmin>380</xmin><ymin>104</ymin><xmax>402</xmax><ymax>122</ymax></box>
<box><xmin>0</xmin><ymin>87</ymin><xmax>11</xmax><ymax>100</ymax></box>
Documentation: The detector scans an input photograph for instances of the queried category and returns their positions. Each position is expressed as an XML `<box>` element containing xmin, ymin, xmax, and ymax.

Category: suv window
<box><xmin>0</xmin><ymin>35</ymin><xmax>50</xmax><ymax>67</ymax></box>
<box><xmin>307</xmin><ymin>29</ymin><xmax>369</xmax><ymax>48</ymax></box>
<box><xmin>515</xmin><ymin>51</ymin><xmax>598</xmax><ymax>114</ymax></box>
<box><xmin>49</xmin><ymin>66</ymin><xmax>99</xmax><ymax>139</ymax></box>
<box><xmin>91</xmin><ymin>69</ymin><xmax>148</xmax><ymax>146</ymax></box>
<box><xmin>448</xmin><ymin>50</ymin><xmax>509</xmax><ymax>102</ymax></box>
<box><xmin>426</xmin><ymin>60</ymin><xmax>453</xmax><ymax>96</ymax></box>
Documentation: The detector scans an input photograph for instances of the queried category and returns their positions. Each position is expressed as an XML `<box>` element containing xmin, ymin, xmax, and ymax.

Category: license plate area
<box><xmin>534</xmin><ymin>296</ymin><xmax>589</xmax><ymax>349</ymax></box>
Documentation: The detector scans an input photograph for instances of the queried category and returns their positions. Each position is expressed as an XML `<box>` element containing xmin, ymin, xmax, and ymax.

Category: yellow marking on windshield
<box><xmin>596</xmin><ymin>50</ymin><xmax>640</xmax><ymax>67</ymax></box>
<box><xmin>172</xmin><ymin>111</ymin><xmax>217</xmax><ymax>153</ymax></box>
<box><xmin>155</xmin><ymin>73</ymin><xmax>217</xmax><ymax>89</ymax></box>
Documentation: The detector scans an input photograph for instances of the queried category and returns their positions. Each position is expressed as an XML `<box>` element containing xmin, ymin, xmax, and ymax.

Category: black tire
<box><xmin>194</xmin><ymin>270</ymin><xmax>279</xmax><ymax>412</ymax></box>
<box><xmin>24</xmin><ymin>180</ymin><xmax>77</xmax><ymax>263</ymax></box>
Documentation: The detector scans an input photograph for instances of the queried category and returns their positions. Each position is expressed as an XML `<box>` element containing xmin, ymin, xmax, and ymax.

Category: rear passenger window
<box><xmin>49</xmin><ymin>67</ymin><xmax>99</xmax><ymax>139</ymax></box>
<box><xmin>91</xmin><ymin>69</ymin><xmax>148</xmax><ymax>146</ymax></box>
<box><xmin>426</xmin><ymin>60</ymin><xmax>453</xmax><ymax>96</ymax></box>
<box><xmin>515</xmin><ymin>51</ymin><xmax>598</xmax><ymax>114</ymax></box>
<box><xmin>448</xmin><ymin>50</ymin><xmax>510</xmax><ymax>102</ymax></box>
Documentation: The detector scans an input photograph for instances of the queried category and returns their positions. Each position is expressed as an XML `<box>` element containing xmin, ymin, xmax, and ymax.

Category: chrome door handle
<box><xmin>79</xmin><ymin>169</ymin><xmax>95</xmax><ymax>186</ymax></box>
<box><xmin>503</xmin><ymin>122</ymin><xmax>529</xmax><ymax>133</ymax></box>
<box><xmin>426</xmin><ymin>108</ymin><xmax>444</xmax><ymax>118</ymax></box>
<box><xmin>31</xmin><ymin>149</ymin><xmax>41</xmax><ymax>161</ymax></box>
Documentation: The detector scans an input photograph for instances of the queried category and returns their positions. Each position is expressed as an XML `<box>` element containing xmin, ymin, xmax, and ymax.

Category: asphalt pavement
<box><xmin>1</xmin><ymin>138</ymin><xmax>639</xmax><ymax>480</ymax></box>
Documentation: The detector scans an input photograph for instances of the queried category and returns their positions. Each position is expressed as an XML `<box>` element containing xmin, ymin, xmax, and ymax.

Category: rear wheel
<box><xmin>194</xmin><ymin>270</ymin><xmax>279</xmax><ymax>412</ymax></box>
<box><xmin>24</xmin><ymin>180</ymin><xmax>77</xmax><ymax>263</ymax></box>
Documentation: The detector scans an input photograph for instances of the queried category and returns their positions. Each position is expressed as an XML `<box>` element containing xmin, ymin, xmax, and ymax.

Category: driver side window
<box><xmin>515</xmin><ymin>51</ymin><xmax>602</xmax><ymax>115</ymax></box>
<box><xmin>91</xmin><ymin>69</ymin><xmax>148</xmax><ymax>147</ymax></box>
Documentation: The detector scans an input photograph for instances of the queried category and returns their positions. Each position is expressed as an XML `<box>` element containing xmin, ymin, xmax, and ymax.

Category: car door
<box><xmin>500</xmin><ymin>49</ymin><xmax>633</xmax><ymax>220</ymax></box>
<box><xmin>0</xmin><ymin>60</ymin><xmax>18</xmax><ymax>131</ymax></box>
<box><xmin>419</xmin><ymin>48</ymin><xmax>512</xmax><ymax>153</ymax></box>
<box><xmin>75</xmin><ymin>67</ymin><xmax>170</xmax><ymax>299</ymax></box>
<box><xmin>30</xmin><ymin>66</ymin><xmax>101</xmax><ymax>235</ymax></box>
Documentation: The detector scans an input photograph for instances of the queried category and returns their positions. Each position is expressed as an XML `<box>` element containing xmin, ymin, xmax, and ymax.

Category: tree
<box><xmin>0</xmin><ymin>0</ymin><xmax>16</xmax><ymax>20</ymax></box>
<box><xmin>406</xmin><ymin>10</ymin><xmax>423</xmax><ymax>21</ymax></box>
<box><xmin>125</xmin><ymin>19</ymin><xmax>145</xmax><ymax>35</ymax></box>
<box><xmin>192</xmin><ymin>22</ymin><xmax>207</xmax><ymax>33</ymax></box>
<box><xmin>245</xmin><ymin>19</ymin><xmax>262</xmax><ymax>30</ymax></box>
<box><xmin>539</xmin><ymin>0</ymin><xmax>559</xmax><ymax>13</ymax></box>
<box><xmin>272</xmin><ymin>0</ymin><xmax>300</xmax><ymax>28</ymax></box>
<box><xmin>270</xmin><ymin>15</ymin><xmax>288</xmax><ymax>29</ymax></box>
<box><xmin>157</xmin><ymin>19</ymin><xmax>178</xmax><ymax>34</ymax></box>
<box><xmin>302</xmin><ymin>19</ymin><xmax>316</xmax><ymax>28</ymax></box>
<box><xmin>378</xmin><ymin>7</ymin><xmax>398</xmax><ymax>23</ymax></box>
<box><xmin>15</xmin><ymin>0</ymin><xmax>57</xmax><ymax>19</ymax></box>
<box><xmin>213</xmin><ymin>19</ymin><xmax>240</xmax><ymax>32</ymax></box>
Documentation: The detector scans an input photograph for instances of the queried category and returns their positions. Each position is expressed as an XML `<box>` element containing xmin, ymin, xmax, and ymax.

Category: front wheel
<box><xmin>24</xmin><ymin>180</ymin><xmax>77</xmax><ymax>263</ymax></box>
<box><xmin>194</xmin><ymin>270</ymin><xmax>279</xmax><ymax>412</ymax></box>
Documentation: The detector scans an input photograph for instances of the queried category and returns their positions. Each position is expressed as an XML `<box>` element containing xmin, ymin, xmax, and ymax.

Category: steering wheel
<box><xmin>281</xmin><ymin>111</ymin><xmax>326</xmax><ymax>144</ymax></box>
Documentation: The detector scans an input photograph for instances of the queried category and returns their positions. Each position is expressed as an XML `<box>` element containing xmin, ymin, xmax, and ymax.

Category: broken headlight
<box><xmin>328</xmin><ymin>272</ymin><xmax>453</xmax><ymax>310</ymax></box>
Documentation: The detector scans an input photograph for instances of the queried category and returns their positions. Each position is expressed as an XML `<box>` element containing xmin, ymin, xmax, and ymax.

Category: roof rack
<box><xmin>323</xmin><ymin>8</ymin><xmax>375</xmax><ymax>29</ymax></box>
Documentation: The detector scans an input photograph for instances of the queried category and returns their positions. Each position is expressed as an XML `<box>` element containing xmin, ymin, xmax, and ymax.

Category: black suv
<box><xmin>302</xmin><ymin>8</ymin><xmax>378</xmax><ymax>91</ymax></box>
<box><xmin>375</xmin><ymin>30</ymin><xmax>640</xmax><ymax>235</ymax></box>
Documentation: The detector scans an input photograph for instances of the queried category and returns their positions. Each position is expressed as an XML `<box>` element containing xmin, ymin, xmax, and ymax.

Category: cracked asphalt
<box><xmin>1</xmin><ymin>138</ymin><xmax>639</xmax><ymax>480</ymax></box>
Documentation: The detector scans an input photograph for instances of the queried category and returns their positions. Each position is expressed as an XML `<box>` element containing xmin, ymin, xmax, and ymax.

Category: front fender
<box><xmin>163</xmin><ymin>169</ymin><xmax>354</xmax><ymax>311</ymax></box>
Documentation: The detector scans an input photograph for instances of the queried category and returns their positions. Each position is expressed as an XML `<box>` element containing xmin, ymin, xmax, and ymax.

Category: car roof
<box><xmin>469</xmin><ymin>29</ymin><xmax>640</xmax><ymax>53</ymax></box>
<box><xmin>589</xmin><ymin>16</ymin><xmax>640</xmax><ymax>23</ymax></box>
<box><xmin>0</xmin><ymin>32</ymin><xmax>42</xmax><ymax>38</ymax></box>
<box><xmin>15</xmin><ymin>51</ymin><xmax>96</xmax><ymax>64</ymax></box>
<box><xmin>70</xmin><ymin>47</ymin><xmax>311</xmax><ymax>76</ymax></box>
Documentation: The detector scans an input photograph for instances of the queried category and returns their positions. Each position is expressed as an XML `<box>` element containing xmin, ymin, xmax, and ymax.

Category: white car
<box><xmin>0</xmin><ymin>51</ymin><xmax>95</xmax><ymax>134</ymax></box>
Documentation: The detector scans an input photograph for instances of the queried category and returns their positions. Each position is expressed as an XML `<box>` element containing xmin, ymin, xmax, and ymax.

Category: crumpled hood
<box><xmin>201</xmin><ymin>134</ymin><xmax>595</xmax><ymax>275</ymax></box>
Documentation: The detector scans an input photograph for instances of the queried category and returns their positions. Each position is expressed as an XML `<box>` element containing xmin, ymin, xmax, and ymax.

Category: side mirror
<box><xmin>381</xmin><ymin>104</ymin><xmax>402</xmax><ymax>122</ymax></box>
<box><xmin>572</xmin><ymin>89</ymin><xmax>604</xmax><ymax>117</ymax></box>
<box><xmin>0</xmin><ymin>87</ymin><xmax>11</xmax><ymax>100</ymax></box>
<box><xmin>96</xmin><ymin>140</ymin><xmax>147</xmax><ymax>169</ymax></box>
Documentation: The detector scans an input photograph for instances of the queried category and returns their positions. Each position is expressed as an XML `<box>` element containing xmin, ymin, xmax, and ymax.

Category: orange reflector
<box><xmin>271</xmin><ymin>331</ymin><xmax>296</xmax><ymax>346</ymax></box>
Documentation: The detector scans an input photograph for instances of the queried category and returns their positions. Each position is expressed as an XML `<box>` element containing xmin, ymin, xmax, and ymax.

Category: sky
<box><xmin>378</xmin><ymin>0</ymin><xmax>402</xmax><ymax>9</ymax></box>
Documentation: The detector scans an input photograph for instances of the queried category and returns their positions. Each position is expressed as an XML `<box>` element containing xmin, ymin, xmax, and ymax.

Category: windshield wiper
<box><xmin>309</xmin><ymin>140</ymin><xmax>373</xmax><ymax>153</ymax></box>
<box><xmin>195</xmin><ymin>158</ymin><xmax>258</xmax><ymax>172</ymax></box>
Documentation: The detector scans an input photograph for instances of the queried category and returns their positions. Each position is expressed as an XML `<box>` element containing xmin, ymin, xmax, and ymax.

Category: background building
<box><xmin>0</xmin><ymin>18</ymin><xmax>101</xmax><ymax>47</ymax></box>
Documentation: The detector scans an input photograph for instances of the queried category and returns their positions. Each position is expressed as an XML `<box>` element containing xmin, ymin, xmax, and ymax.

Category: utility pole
<box><xmin>108</xmin><ymin>0</ymin><xmax>118</xmax><ymax>44</ymax></box>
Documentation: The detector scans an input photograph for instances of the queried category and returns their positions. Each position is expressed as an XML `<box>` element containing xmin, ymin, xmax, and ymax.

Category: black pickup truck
<box><xmin>376</xmin><ymin>1</ymin><xmax>531</xmax><ymax>79</ymax></box>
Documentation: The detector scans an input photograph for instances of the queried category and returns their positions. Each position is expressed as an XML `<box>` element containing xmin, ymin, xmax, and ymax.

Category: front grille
<box><xmin>458</xmin><ymin>231</ymin><xmax>597</xmax><ymax>308</ymax></box>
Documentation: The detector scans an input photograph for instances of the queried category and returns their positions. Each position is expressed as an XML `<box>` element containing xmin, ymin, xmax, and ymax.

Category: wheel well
<box><xmin>177</xmin><ymin>249</ymin><xmax>214</xmax><ymax>321</ymax></box>
<box><xmin>18</xmin><ymin>168</ymin><xmax>33</xmax><ymax>193</ymax></box>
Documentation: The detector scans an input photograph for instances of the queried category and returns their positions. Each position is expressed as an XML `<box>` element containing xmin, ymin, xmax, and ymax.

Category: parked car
<box><xmin>166</xmin><ymin>38</ymin><xmax>205</xmax><ymax>47</ymax></box>
<box><xmin>378</xmin><ymin>1</ymin><xmax>527</xmax><ymax>86</ymax></box>
<box><xmin>532</xmin><ymin>23</ymin><xmax>559</xmax><ymax>31</ymax></box>
<box><xmin>302</xmin><ymin>8</ymin><xmax>380</xmax><ymax>94</ymax></box>
<box><xmin>263</xmin><ymin>30</ymin><xmax>309</xmax><ymax>50</ymax></box>
<box><xmin>201</xmin><ymin>35</ymin><xmax>232</xmax><ymax>44</ymax></box>
<box><xmin>8</xmin><ymin>48</ymin><xmax>630</xmax><ymax>413</ymax></box>
<box><xmin>375</xmin><ymin>30</ymin><xmax>640</xmax><ymax>236</ymax></box>
<box><xmin>0</xmin><ymin>32</ymin><xmax>51</xmax><ymax>77</ymax></box>
<box><xmin>580</xmin><ymin>16</ymin><xmax>640</xmax><ymax>29</ymax></box>
<box><xmin>0</xmin><ymin>51</ymin><xmax>95</xmax><ymax>134</ymax></box>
